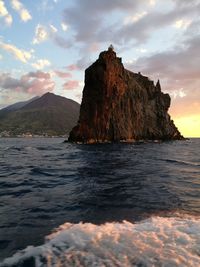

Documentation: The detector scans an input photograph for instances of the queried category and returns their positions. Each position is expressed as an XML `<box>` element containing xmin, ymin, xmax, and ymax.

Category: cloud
<box><xmin>61</xmin><ymin>22</ymin><xmax>68</xmax><ymax>31</ymax></box>
<box><xmin>0</xmin><ymin>41</ymin><xmax>32</xmax><ymax>63</ymax></box>
<box><xmin>32</xmin><ymin>23</ymin><xmax>72</xmax><ymax>48</ymax></box>
<box><xmin>136</xmin><ymin>48</ymin><xmax>147</xmax><ymax>53</ymax></box>
<box><xmin>76</xmin><ymin>56</ymin><xmax>92</xmax><ymax>70</ymax></box>
<box><xmin>0</xmin><ymin>0</ymin><xmax>12</xmax><ymax>26</ymax></box>
<box><xmin>0</xmin><ymin>54</ymin><xmax>2</xmax><ymax>60</ymax></box>
<box><xmin>127</xmin><ymin>35</ymin><xmax>200</xmax><ymax>118</ymax></box>
<box><xmin>53</xmin><ymin>35</ymin><xmax>72</xmax><ymax>49</ymax></box>
<box><xmin>33</xmin><ymin>24</ymin><xmax>49</xmax><ymax>44</ymax></box>
<box><xmin>0</xmin><ymin>71</ymin><xmax>55</xmax><ymax>96</ymax></box>
<box><xmin>50</xmin><ymin>24</ymin><xmax>58</xmax><ymax>33</ymax></box>
<box><xmin>64</xmin><ymin>45</ymin><xmax>100</xmax><ymax>72</ymax></box>
<box><xmin>174</xmin><ymin>19</ymin><xmax>191</xmax><ymax>29</ymax></box>
<box><xmin>66</xmin><ymin>64</ymin><xmax>78</xmax><ymax>71</ymax></box>
<box><xmin>133</xmin><ymin>35</ymin><xmax>200</xmax><ymax>83</ymax></box>
<box><xmin>64</xmin><ymin>0</ymin><xmax>141</xmax><ymax>27</ymax></box>
<box><xmin>63</xmin><ymin>80</ymin><xmax>80</xmax><ymax>90</ymax></box>
<box><xmin>0</xmin><ymin>40</ymin><xmax>51</xmax><ymax>71</ymax></box>
<box><xmin>31</xmin><ymin>59</ymin><xmax>51</xmax><ymax>70</ymax></box>
<box><xmin>62</xmin><ymin>0</ymin><xmax>200</xmax><ymax>47</ymax></box>
<box><xmin>26</xmin><ymin>79</ymin><xmax>54</xmax><ymax>95</ymax></box>
<box><xmin>170</xmin><ymin>88</ymin><xmax>187</xmax><ymax>99</ymax></box>
<box><xmin>54</xmin><ymin>70</ymin><xmax>72</xmax><ymax>78</ymax></box>
<box><xmin>149</xmin><ymin>0</ymin><xmax>156</xmax><ymax>6</ymax></box>
<box><xmin>88</xmin><ymin>42</ymin><xmax>100</xmax><ymax>52</ymax></box>
<box><xmin>33</xmin><ymin>20</ymin><xmax>72</xmax><ymax>49</ymax></box>
<box><xmin>39</xmin><ymin>0</ymin><xmax>56</xmax><ymax>13</ymax></box>
<box><xmin>11</xmin><ymin>0</ymin><xmax>31</xmax><ymax>22</ymax></box>
<box><xmin>0</xmin><ymin>73</ymin><xmax>20</xmax><ymax>89</ymax></box>
<box><xmin>62</xmin><ymin>0</ymin><xmax>142</xmax><ymax>45</ymax></box>
<box><xmin>66</xmin><ymin>50</ymin><xmax>94</xmax><ymax>72</ymax></box>
<box><xmin>116</xmin><ymin>4</ymin><xmax>199</xmax><ymax>45</ymax></box>
<box><xmin>123</xmin><ymin>11</ymin><xmax>148</xmax><ymax>25</ymax></box>
<box><xmin>172</xmin><ymin>0</ymin><xmax>199</xmax><ymax>7</ymax></box>
<box><xmin>26</xmin><ymin>71</ymin><xmax>51</xmax><ymax>80</ymax></box>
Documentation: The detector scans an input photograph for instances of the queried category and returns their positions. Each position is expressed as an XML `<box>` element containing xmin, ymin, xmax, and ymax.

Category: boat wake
<box><xmin>1</xmin><ymin>214</ymin><xmax>200</xmax><ymax>267</ymax></box>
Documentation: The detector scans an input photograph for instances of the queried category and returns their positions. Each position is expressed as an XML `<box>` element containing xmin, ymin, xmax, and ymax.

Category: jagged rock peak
<box><xmin>156</xmin><ymin>79</ymin><xmax>161</xmax><ymax>91</ymax></box>
<box><xmin>68</xmin><ymin>48</ymin><xmax>184</xmax><ymax>143</ymax></box>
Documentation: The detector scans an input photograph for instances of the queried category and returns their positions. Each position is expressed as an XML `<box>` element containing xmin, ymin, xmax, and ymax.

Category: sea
<box><xmin>0</xmin><ymin>137</ymin><xmax>199</xmax><ymax>267</ymax></box>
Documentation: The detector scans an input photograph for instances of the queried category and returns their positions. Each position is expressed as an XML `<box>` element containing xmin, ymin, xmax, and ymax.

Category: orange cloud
<box><xmin>0</xmin><ymin>41</ymin><xmax>32</xmax><ymax>63</ymax></box>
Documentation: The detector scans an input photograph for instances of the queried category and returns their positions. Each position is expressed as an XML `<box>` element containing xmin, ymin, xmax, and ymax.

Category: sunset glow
<box><xmin>174</xmin><ymin>115</ymin><xmax>200</xmax><ymax>138</ymax></box>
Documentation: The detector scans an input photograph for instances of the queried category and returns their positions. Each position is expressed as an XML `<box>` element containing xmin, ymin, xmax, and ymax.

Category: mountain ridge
<box><xmin>0</xmin><ymin>96</ymin><xmax>39</xmax><ymax>115</ymax></box>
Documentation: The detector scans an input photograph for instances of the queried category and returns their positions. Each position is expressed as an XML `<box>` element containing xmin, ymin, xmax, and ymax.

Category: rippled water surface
<box><xmin>0</xmin><ymin>138</ymin><xmax>199</xmax><ymax>265</ymax></box>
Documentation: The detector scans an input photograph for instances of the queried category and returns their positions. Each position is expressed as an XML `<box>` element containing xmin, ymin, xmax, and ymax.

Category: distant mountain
<box><xmin>0</xmin><ymin>96</ymin><xmax>39</xmax><ymax>115</ymax></box>
<box><xmin>0</xmin><ymin>92</ymin><xmax>80</xmax><ymax>137</ymax></box>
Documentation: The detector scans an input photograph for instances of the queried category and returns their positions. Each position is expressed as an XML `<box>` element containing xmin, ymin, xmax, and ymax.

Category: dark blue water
<box><xmin>0</xmin><ymin>138</ymin><xmax>199</xmax><ymax>264</ymax></box>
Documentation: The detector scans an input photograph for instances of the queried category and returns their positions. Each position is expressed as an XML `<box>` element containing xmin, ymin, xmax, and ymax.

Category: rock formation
<box><xmin>68</xmin><ymin>47</ymin><xmax>183</xmax><ymax>143</ymax></box>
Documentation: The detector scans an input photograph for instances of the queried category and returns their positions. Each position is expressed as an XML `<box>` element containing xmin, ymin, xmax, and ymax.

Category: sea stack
<box><xmin>68</xmin><ymin>46</ymin><xmax>183</xmax><ymax>143</ymax></box>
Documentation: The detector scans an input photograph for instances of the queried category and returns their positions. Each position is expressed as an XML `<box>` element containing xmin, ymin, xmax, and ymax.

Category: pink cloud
<box><xmin>0</xmin><ymin>71</ymin><xmax>55</xmax><ymax>96</ymax></box>
<box><xmin>67</xmin><ymin>64</ymin><xmax>78</xmax><ymax>71</ymax></box>
<box><xmin>89</xmin><ymin>42</ymin><xmax>100</xmax><ymax>52</ymax></box>
<box><xmin>28</xmin><ymin>71</ymin><xmax>51</xmax><ymax>79</ymax></box>
<box><xmin>27</xmin><ymin>79</ymin><xmax>55</xmax><ymax>95</ymax></box>
<box><xmin>22</xmin><ymin>71</ymin><xmax>51</xmax><ymax>80</ymax></box>
<box><xmin>63</xmin><ymin>80</ymin><xmax>79</xmax><ymax>90</ymax></box>
<box><xmin>54</xmin><ymin>70</ymin><xmax>72</xmax><ymax>78</ymax></box>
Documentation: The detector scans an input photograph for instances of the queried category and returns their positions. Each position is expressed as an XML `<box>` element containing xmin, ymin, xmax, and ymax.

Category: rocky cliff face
<box><xmin>69</xmin><ymin>48</ymin><xmax>183</xmax><ymax>143</ymax></box>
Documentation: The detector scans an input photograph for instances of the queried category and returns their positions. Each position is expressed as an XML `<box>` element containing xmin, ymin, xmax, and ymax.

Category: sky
<box><xmin>0</xmin><ymin>0</ymin><xmax>199</xmax><ymax>137</ymax></box>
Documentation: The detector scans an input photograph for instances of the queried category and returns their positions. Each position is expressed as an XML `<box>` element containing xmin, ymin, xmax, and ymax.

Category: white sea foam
<box><xmin>1</xmin><ymin>215</ymin><xmax>200</xmax><ymax>267</ymax></box>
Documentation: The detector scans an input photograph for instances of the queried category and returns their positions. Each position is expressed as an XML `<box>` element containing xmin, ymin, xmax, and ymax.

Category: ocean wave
<box><xmin>30</xmin><ymin>167</ymin><xmax>54</xmax><ymax>177</ymax></box>
<box><xmin>1</xmin><ymin>215</ymin><xmax>200</xmax><ymax>267</ymax></box>
<box><xmin>162</xmin><ymin>158</ymin><xmax>200</xmax><ymax>167</ymax></box>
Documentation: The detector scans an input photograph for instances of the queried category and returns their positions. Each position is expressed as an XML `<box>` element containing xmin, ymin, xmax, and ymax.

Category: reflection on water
<box><xmin>74</xmin><ymin>143</ymin><xmax>182</xmax><ymax>223</ymax></box>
